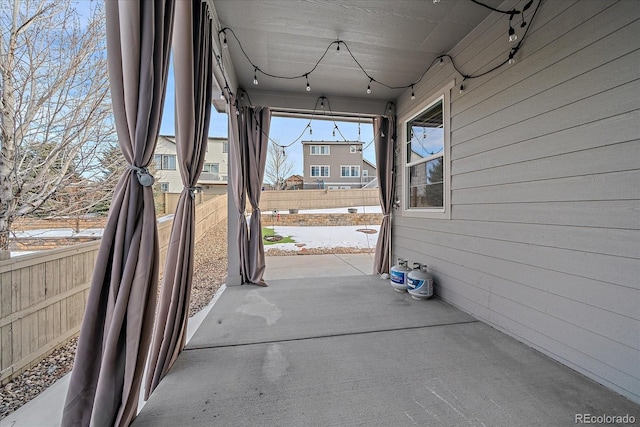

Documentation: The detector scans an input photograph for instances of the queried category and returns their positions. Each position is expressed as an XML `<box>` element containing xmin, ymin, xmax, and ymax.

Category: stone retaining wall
<box><xmin>262</xmin><ymin>213</ymin><xmax>382</xmax><ymax>227</ymax></box>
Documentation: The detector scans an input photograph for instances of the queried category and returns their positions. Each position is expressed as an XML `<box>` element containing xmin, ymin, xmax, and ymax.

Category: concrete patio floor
<box><xmin>132</xmin><ymin>254</ymin><xmax>639</xmax><ymax>427</ymax></box>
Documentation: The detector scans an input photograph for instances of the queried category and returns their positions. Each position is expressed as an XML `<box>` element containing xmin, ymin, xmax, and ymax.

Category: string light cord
<box><xmin>217</xmin><ymin>0</ymin><xmax>542</xmax><ymax>95</ymax></box>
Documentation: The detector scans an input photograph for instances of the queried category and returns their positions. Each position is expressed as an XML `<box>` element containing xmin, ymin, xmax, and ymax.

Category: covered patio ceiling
<box><xmin>208</xmin><ymin>0</ymin><xmax>504</xmax><ymax>115</ymax></box>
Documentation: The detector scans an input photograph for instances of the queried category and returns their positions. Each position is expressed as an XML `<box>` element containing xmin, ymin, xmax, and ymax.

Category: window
<box><xmin>202</xmin><ymin>163</ymin><xmax>219</xmax><ymax>174</ymax></box>
<box><xmin>222</xmin><ymin>142</ymin><xmax>228</xmax><ymax>153</ymax></box>
<box><xmin>349</xmin><ymin>146</ymin><xmax>358</xmax><ymax>154</ymax></box>
<box><xmin>363</xmin><ymin>170</ymin><xmax>369</xmax><ymax>177</ymax></box>
<box><xmin>403</xmin><ymin>82</ymin><xmax>452</xmax><ymax>218</ymax></box>
<box><xmin>310</xmin><ymin>145</ymin><xmax>330</xmax><ymax>155</ymax></box>
<box><xmin>154</xmin><ymin>154</ymin><xmax>176</xmax><ymax>170</ymax></box>
<box><xmin>159</xmin><ymin>182</ymin><xmax>169</xmax><ymax>193</ymax></box>
<box><xmin>341</xmin><ymin>165</ymin><xmax>360</xmax><ymax>177</ymax></box>
<box><xmin>310</xmin><ymin>165</ymin><xmax>330</xmax><ymax>177</ymax></box>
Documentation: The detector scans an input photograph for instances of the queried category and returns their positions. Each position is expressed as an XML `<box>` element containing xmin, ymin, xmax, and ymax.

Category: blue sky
<box><xmin>159</xmin><ymin>62</ymin><xmax>375</xmax><ymax>176</ymax></box>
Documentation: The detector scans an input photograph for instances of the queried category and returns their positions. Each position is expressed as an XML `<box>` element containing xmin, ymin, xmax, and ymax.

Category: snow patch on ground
<box><xmin>264</xmin><ymin>225</ymin><xmax>380</xmax><ymax>250</ymax></box>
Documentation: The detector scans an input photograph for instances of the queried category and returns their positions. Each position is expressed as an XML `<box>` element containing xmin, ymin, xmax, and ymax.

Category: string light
<box><xmin>222</xmin><ymin>32</ymin><xmax>228</xmax><ymax>49</ymax></box>
<box><xmin>336</xmin><ymin>41</ymin><xmax>340</xmax><ymax>55</ymax></box>
<box><xmin>508</xmin><ymin>25</ymin><xmax>517</xmax><ymax>42</ymax></box>
<box><xmin>459</xmin><ymin>83</ymin><xmax>465</xmax><ymax>94</ymax></box>
<box><xmin>305</xmin><ymin>74</ymin><xmax>311</xmax><ymax>92</ymax></box>
<box><xmin>220</xmin><ymin>91</ymin><xmax>225</xmax><ymax>100</ymax></box>
<box><xmin>411</xmin><ymin>85</ymin><xmax>415</xmax><ymax>100</ymax></box>
<box><xmin>366</xmin><ymin>78</ymin><xmax>372</xmax><ymax>94</ymax></box>
<box><xmin>433</xmin><ymin>0</ymin><xmax>440</xmax><ymax>3</ymax></box>
<box><xmin>508</xmin><ymin>50</ymin><xmax>516</xmax><ymax>64</ymax></box>
<box><xmin>439</xmin><ymin>56</ymin><xmax>444</xmax><ymax>66</ymax></box>
<box><xmin>253</xmin><ymin>67</ymin><xmax>259</xmax><ymax>85</ymax></box>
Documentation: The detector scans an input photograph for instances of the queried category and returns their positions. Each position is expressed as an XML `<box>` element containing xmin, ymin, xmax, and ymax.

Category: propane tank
<box><xmin>407</xmin><ymin>263</ymin><xmax>434</xmax><ymax>300</ymax></box>
<box><xmin>389</xmin><ymin>258</ymin><xmax>411</xmax><ymax>292</ymax></box>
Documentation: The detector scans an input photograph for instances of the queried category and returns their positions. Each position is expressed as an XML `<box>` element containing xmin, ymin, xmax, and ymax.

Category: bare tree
<box><xmin>264</xmin><ymin>142</ymin><xmax>295</xmax><ymax>190</ymax></box>
<box><xmin>0</xmin><ymin>0</ymin><xmax>114</xmax><ymax>254</ymax></box>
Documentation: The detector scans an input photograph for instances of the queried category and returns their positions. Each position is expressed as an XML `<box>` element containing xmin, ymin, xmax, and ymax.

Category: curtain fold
<box><xmin>144</xmin><ymin>0</ymin><xmax>213</xmax><ymax>399</ymax></box>
<box><xmin>229</xmin><ymin>103</ymin><xmax>271</xmax><ymax>285</ymax></box>
<box><xmin>373</xmin><ymin>115</ymin><xmax>396</xmax><ymax>276</ymax></box>
<box><xmin>62</xmin><ymin>1</ymin><xmax>174</xmax><ymax>426</ymax></box>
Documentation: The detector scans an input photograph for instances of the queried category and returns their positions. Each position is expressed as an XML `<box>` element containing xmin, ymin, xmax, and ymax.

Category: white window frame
<box><xmin>310</xmin><ymin>145</ymin><xmax>330</xmax><ymax>155</ymax></box>
<box><xmin>159</xmin><ymin>182</ymin><xmax>170</xmax><ymax>193</ymax></box>
<box><xmin>401</xmin><ymin>80</ymin><xmax>453</xmax><ymax>219</ymax></box>
<box><xmin>340</xmin><ymin>165</ymin><xmax>360</xmax><ymax>177</ymax></box>
<box><xmin>362</xmin><ymin>170</ymin><xmax>368</xmax><ymax>177</ymax></box>
<box><xmin>154</xmin><ymin>154</ymin><xmax>176</xmax><ymax>170</ymax></box>
<box><xmin>310</xmin><ymin>165</ymin><xmax>330</xmax><ymax>177</ymax></box>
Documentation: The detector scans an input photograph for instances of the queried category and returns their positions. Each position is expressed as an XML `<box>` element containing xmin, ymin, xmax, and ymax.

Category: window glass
<box><xmin>406</xmin><ymin>99</ymin><xmax>444</xmax><ymax>208</ymax></box>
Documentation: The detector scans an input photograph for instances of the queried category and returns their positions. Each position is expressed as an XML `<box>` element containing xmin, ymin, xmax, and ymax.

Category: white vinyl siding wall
<box><xmin>393</xmin><ymin>0</ymin><xmax>640</xmax><ymax>403</ymax></box>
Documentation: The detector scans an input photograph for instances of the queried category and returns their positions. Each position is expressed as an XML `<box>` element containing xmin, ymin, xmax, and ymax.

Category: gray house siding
<box><xmin>302</xmin><ymin>141</ymin><xmax>375</xmax><ymax>189</ymax></box>
<box><xmin>393</xmin><ymin>0</ymin><xmax>639</xmax><ymax>403</ymax></box>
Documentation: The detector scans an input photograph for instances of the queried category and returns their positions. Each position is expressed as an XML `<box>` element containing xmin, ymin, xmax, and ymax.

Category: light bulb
<box><xmin>223</xmin><ymin>35</ymin><xmax>228</xmax><ymax>49</ymax></box>
<box><xmin>367</xmin><ymin>86</ymin><xmax>371</xmax><ymax>94</ymax></box>
<box><xmin>439</xmin><ymin>56</ymin><xmax>444</xmax><ymax>66</ymax></box>
<box><xmin>508</xmin><ymin>57</ymin><xmax>515</xmax><ymax>65</ymax></box>
<box><xmin>305</xmin><ymin>74</ymin><xmax>311</xmax><ymax>92</ymax></box>
<box><xmin>306</xmin><ymin>83</ymin><xmax>311</xmax><ymax>92</ymax></box>
<box><xmin>411</xmin><ymin>85</ymin><xmax>415</xmax><ymax>100</ymax></box>
<box><xmin>336</xmin><ymin>42</ymin><xmax>340</xmax><ymax>55</ymax></box>
<box><xmin>459</xmin><ymin>83</ymin><xmax>465</xmax><ymax>94</ymax></box>
<box><xmin>433</xmin><ymin>0</ymin><xmax>440</xmax><ymax>3</ymax></box>
<box><xmin>220</xmin><ymin>91</ymin><xmax>225</xmax><ymax>100</ymax></box>
<box><xmin>381</xmin><ymin>131</ymin><xmax>385</xmax><ymax>138</ymax></box>
<box><xmin>309</xmin><ymin>126</ymin><xmax>312</xmax><ymax>135</ymax></box>
<box><xmin>332</xmin><ymin>127</ymin><xmax>336</xmax><ymax>137</ymax></box>
<box><xmin>253</xmin><ymin>68</ymin><xmax>259</xmax><ymax>85</ymax></box>
<box><xmin>508</xmin><ymin>27</ymin><xmax>517</xmax><ymax>42</ymax></box>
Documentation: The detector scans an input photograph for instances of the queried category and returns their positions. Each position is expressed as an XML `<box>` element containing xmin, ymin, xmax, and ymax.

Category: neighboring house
<box><xmin>154</xmin><ymin>135</ymin><xmax>229</xmax><ymax>195</ymax></box>
<box><xmin>301</xmin><ymin>141</ymin><xmax>376</xmax><ymax>189</ymax></box>
<box><xmin>284</xmin><ymin>174</ymin><xmax>303</xmax><ymax>190</ymax></box>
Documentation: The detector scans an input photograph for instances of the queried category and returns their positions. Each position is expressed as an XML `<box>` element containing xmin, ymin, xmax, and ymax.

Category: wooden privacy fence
<box><xmin>0</xmin><ymin>194</ymin><xmax>227</xmax><ymax>384</ymax></box>
<box><xmin>254</xmin><ymin>188</ymin><xmax>380</xmax><ymax>212</ymax></box>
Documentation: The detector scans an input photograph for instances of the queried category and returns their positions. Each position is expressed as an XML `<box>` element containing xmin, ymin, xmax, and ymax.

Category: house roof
<box><xmin>363</xmin><ymin>158</ymin><xmax>376</xmax><ymax>170</ymax></box>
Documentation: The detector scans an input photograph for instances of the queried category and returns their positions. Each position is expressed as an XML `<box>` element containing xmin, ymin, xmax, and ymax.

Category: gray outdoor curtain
<box><xmin>373</xmin><ymin>115</ymin><xmax>396</xmax><ymax>275</ymax></box>
<box><xmin>62</xmin><ymin>1</ymin><xmax>174</xmax><ymax>426</ymax></box>
<box><xmin>144</xmin><ymin>0</ymin><xmax>213</xmax><ymax>399</ymax></box>
<box><xmin>229</xmin><ymin>101</ymin><xmax>271</xmax><ymax>285</ymax></box>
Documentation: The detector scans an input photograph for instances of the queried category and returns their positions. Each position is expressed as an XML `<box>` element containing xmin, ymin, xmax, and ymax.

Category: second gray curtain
<box><xmin>229</xmin><ymin>102</ymin><xmax>271</xmax><ymax>285</ymax></box>
<box><xmin>373</xmin><ymin>115</ymin><xmax>395</xmax><ymax>275</ymax></box>
<box><xmin>144</xmin><ymin>0</ymin><xmax>213</xmax><ymax>398</ymax></box>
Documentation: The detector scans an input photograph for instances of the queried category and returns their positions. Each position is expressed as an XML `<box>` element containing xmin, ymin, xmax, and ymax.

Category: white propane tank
<box><xmin>407</xmin><ymin>263</ymin><xmax>434</xmax><ymax>300</ymax></box>
<box><xmin>390</xmin><ymin>258</ymin><xmax>411</xmax><ymax>292</ymax></box>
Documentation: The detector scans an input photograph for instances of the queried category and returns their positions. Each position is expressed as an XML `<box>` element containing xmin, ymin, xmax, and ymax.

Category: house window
<box><xmin>154</xmin><ymin>154</ymin><xmax>176</xmax><ymax>170</ymax></box>
<box><xmin>403</xmin><ymin>82</ymin><xmax>452</xmax><ymax>219</ymax></box>
<box><xmin>341</xmin><ymin>165</ymin><xmax>360</xmax><ymax>177</ymax></box>
<box><xmin>222</xmin><ymin>142</ymin><xmax>228</xmax><ymax>153</ymax></box>
<box><xmin>159</xmin><ymin>182</ymin><xmax>169</xmax><ymax>193</ymax></box>
<box><xmin>349</xmin><ymin>146</ymin><xmax>358</xmax><ymax>154</ymax></box>
<box><xmin>310</xmin><ymin>165</ymin><xmax>330</xmax><ymax>177</ymax></box>
<box><xmin>202</xmin><ymin>163</ymin><xmax>219</xmax><ymax>174</ymax></box>
<box><xmin>310</xmin><ymin>145</ymin><xmax>330</xmax><ymax>155</ymax></box>
<box><xmin>363</xmin><ymin>170</ymin><xmax>368</xmax><ymax>177</ymax></box>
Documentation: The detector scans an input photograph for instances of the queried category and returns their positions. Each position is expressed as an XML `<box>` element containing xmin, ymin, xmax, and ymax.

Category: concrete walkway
<box><xmin>132</xmin><ymin>255</ymin><xmax>639</xmax><ymax>427</ymax></box>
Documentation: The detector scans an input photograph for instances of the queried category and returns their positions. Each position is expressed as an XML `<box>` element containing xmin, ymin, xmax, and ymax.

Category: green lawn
<box><xmin>262</xmin><ymin>227</ymin><xmax>295</xmax><ymax>245</ymax></box>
